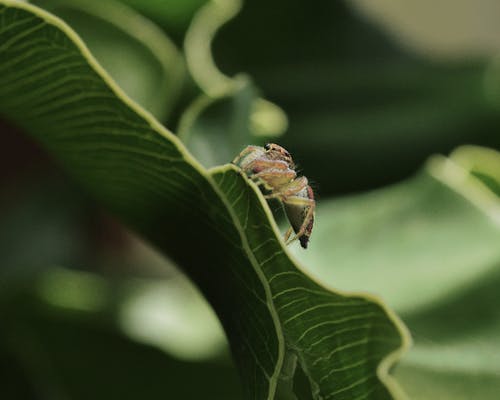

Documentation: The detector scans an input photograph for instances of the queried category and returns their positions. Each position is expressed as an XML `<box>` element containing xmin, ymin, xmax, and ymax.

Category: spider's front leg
<box><xmin>232</xmin><ymin>145</ymin><xmax>264</xmax><ymax>167</ymax></box>
<box><xmin>265</xmin><ymin>176</ymin><xmax>308</xmax><ymax>200</ymax></box>
<box><xmin>245</xmin><ymin>158</ymin><xmax>297</xmax><ymax>190</ymax></box>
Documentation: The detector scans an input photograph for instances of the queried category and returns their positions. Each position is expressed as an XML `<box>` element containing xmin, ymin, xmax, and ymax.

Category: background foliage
<box><xmin>1</xmin><ymin>0</ymin><xmax>500</xmax><ymax>399</ymax></box>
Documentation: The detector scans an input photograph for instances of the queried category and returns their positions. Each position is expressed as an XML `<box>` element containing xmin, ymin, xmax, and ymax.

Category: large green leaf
<box><xmin>0</xmin><ymin>2</ymin><xmax>408</xmax><ymax>399</ymax></box>
<box><xmin>293</xmin><ymin>146</ymin><xmax>500</xmax><ymax>399</ymax></box>
<box><xmin>394</xmin><ymin>147</ymin><xmax>500</xmax><ymax>400</ymax></box>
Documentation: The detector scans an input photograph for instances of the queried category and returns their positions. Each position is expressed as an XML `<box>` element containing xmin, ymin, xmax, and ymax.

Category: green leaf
<box><xmin>178</xmin><ymin>77</ymin><xmax>287</xmax><ymax>168</ymax></box>
<box><xmin>0</xmin><ymin>2</ymin><xmax>408</xmax><ymax>399</ymax></box>
<box><xmin>119</xmin><ymin>0</ymin><xmax>206</xmax><ymax>37</ymax></box>
<box><xmin>452</xmin><ymin>145</ymin><xmax>500</xmax><ymax>196</ymax></box>
<box><xmin>36</xmin><ymin>0</ymin><xmax>185</xmax><ymax>121</ymax></box>
<box><xmin>394</xmin><ymin>147</ymin><xmax>500</xmax><ymax>400</ymax></box>
<box><xmin>294</xmin><ymin>146</ymin><xmax>500</xmax><ymax>399</ymax></box>
<box><xmin>182</xmin><ymin>0</ymin><xmax>288</xmax><ymax>144</ymax></box>
<box><xmin>294</xmin><ymin>159</ymin><xmax>500</xmax><ymax>314</ymax></box>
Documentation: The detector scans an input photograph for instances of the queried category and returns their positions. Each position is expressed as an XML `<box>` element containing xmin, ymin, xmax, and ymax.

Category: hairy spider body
<box><xmin>233</xmin><ymin>143</ymin><xmax>315</xmax><ymax>249</ymax></box>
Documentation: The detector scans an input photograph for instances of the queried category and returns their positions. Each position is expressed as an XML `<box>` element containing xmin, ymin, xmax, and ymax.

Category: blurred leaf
<box><xmin>351</xmin><ymin>0</ymin><xmax>500</xmax><ymax>60</ymax></box>
<box><xmin>179</xmin><ymin>77</ymin><xmax>287</xmax><ymax>168</ymax></box>
<box><xmin>0</xmin><ymin>2</ymin><xmax>409</xmax><ymax>399</ymax></box>
<box><xmin>34</xmin><ymin>266</ymin><xmax>230</xmax><ymax>362</ymax></box>
<box><xmin>293</xmin><ymin>146</ymin><xmax>500</xmax><ymax>399</ymax></box>
<box><xmin>119</xmin><ymin>0</ymin><xmax>206</xmax><ymax>40</ymax></box>
<box><xmin>118</xmin><ymin>276</ymin><xmax>228</xmax><ymax>361</ymax></box>
<box><xmin>452</xmin><ymin>145</ymin><xmax>500</xmax><ymax>196</ymax></box>
<box><xmin>0</xmin><ymin>272</ymin><xmax>242</xmax><ymax>400</ymax></box>
<box><xmin>210</xmin><ymin>0</ymin><xmax>500</xmax><ymax>194</ymax></box>
<box><xmin>36</xmin><ymin>0</ymin><xmax>185</xmax><ymax>120</ymax></box>
<box><xmin>182</xmin><ymin>0</ymin><xmax>288</xmax><ymax>149</ymax></box>
<box><xmin>394</xmin><ymin>146</ymin><xmax>500</xmax><ymax>400</ymax></box>
<box><xmin>294</xmin><ymin>155</ymin><xmax>500</xmax><ymax>313</ymax></box>
<box><xmin>0</xmin><ymin>178</ymin><xmax>90</xmax><ymax>283</ymax></box>
<box><xmin>178</xmin><ymin>78</ymin><xmax>258</xmax><ymax>167</ymax></box>
<box><xmin>485</xmin><ymin>56</ymin><xmax>500</xmax><ymax>110</ymax></box>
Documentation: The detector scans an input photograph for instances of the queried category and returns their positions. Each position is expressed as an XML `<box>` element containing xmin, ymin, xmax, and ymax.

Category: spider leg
<box><xmin>283</xmin><ymin>196</ymin><xmax>315</xmax><ymax>207</ymax></box>
<box><xmin>284</xmin><ymin>226</ymin><xmax>294</xmax><ymax>242</ymax></box>
<box><xmin>249</xmin><ymin>160</ymin><xmax>296</xmax><ymax>189</ymax></box>
<box><xmin>232</xmin><ymin>146</ymin><xmax>259</xmax><ymax>164</ymax></box>
<box><xmin>265</xmin><ymin>176</ymin><xmax>308</xmax><ymax>200</ymax></box>
<box><xmin>247</xmin><ymin>171</ymin><xmax>294</xmax><ymax>193</ymax></box>
<box><xmin>250</xmin><ymin>159</ymin><xmax>289</xmax><ymax>172</ymax></box>
<box><xmin>232</xmin><ymin>146</ymin><xmax>265</xmax><ymax>171</ymax></box>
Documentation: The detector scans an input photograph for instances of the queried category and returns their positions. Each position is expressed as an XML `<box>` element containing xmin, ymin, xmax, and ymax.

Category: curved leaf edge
<box><xmin>0</xmin><ymin>0</ymin><xmax>190</xmax><ymax>166</ymax></box>
<box><xmin>176</xmin><ymin>77</ymin><xmax>250</xmax><ymax>144</ymax></box>
<box><xmin>38</xmin><ymin>0</ymin><xmax>186</xmax><ymax>120</ymax></box>
<box><xmin>183</xmin><ymin>0</ymin><xmax>288</xmax><ymax>137</ymax></box>
<box><xmin>451</xmin><ymin>145</ymin><xmax>500</xmax><ymax>184</ymax></box>
<box><xmin>1</xmin><ymin>1</ymin><xmax>411</xmax><ymax>398</ymax></box>
<box><xmin>427</xmin><ymin>146</ymin><xmax>500</xmax><ymax>225</ymax></box>
<box><xmin>209</xmin><ymin>165</ymin><xmax>413</xmax><ymax>400</ymax></box>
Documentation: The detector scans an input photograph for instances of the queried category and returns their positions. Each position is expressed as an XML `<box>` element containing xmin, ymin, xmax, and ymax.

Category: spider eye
<box><xmin>264</xmin><ymin>143</ymin><xmax>271</xmax><ymax>150</ymax></box>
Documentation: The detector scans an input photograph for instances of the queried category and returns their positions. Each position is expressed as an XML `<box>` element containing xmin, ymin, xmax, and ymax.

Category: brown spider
<box><xmin>232</xmin><ymin>143</ymin><xmax>315</xmax><ymax>248</ymax></box>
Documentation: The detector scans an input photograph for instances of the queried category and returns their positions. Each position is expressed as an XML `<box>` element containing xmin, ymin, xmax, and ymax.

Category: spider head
<box><xmin>264</xmin><ymin>143</ymin><xmax>295</xmax><ymax>168</ymax></box>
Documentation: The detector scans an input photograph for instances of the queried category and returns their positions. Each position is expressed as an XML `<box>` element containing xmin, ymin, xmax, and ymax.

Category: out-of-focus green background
<box><xmin>1</xmin><ymin>0</ymin><xmax>500</xmax><ymax>399</ymax></box>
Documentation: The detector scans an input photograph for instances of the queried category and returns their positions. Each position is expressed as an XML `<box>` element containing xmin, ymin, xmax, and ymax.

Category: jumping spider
<box><xmin>232</xmin><ymin>143</ymin><xmax>315</xmax><ymax>249</ymax></box>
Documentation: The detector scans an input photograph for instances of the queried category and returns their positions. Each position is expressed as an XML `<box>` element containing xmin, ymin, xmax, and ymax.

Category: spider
<box><xmin>232</xmin><ymin>143</ymin><xmax>315</xmax><ymax>249</ymax></box>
